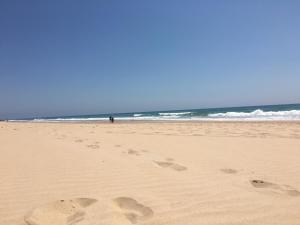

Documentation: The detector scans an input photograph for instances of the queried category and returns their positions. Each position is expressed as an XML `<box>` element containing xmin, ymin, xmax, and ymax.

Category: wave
<box><xmin>32</xmin><ymin>117</ymin><xmax>109</xmax><ymax>122</ymax></box>
<box><xmin>159</xmin><ymin>112</ymin><xmax>191</xmax><ymax>116</ymax></box>
<box><xmin>9</xmin><ymin>109</ymin><xmax>300</xmax><ymax>122</ymax></box>
<box><xmin>208</xmin><ymin>109</ymin><xmax>300</xmax><ymax>120</ymax></box>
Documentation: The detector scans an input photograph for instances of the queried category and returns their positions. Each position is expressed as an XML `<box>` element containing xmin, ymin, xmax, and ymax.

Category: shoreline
<box><xmin>3</xmin><ymin>120</ymin><xmax>300</xmax><ymax>125</ymax></box>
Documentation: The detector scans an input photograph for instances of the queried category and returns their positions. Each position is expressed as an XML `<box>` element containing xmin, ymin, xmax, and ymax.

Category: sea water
<box><xmin>15</xmin><ymin>103</ymin><xmax>300</xmax><ymax>122</ymax></box>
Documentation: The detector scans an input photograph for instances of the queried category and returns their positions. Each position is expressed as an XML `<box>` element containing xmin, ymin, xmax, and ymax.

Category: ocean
<box><xmin>13</xmin><ymin>103</ymin><xmax>300</xmax><ymax>122</ymax></box>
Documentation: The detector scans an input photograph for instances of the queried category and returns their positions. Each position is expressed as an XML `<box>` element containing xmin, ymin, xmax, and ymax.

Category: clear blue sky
<box><xmin>1</xmin><ymin>0</ymin><xmax>299</xmax><ymax>119</ymax></box>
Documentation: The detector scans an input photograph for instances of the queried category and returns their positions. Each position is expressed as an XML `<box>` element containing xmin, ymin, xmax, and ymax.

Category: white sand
<box><xmin>0</xmin><ymin>121</ymin><xmax>300</xmax><ymax>225</ymax></box>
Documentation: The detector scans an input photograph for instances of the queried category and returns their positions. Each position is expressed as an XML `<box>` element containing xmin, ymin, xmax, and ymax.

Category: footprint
<box><xmin>165</xmin><ymin>157</ymin><xmax>174</xmax><ymax>162</ymax></box>
<box><xmin>127</xmin><ymin>149</ymin><xmax>140</xmax><ymax>156</ymax></box>
<box><xmin>283</xmin><ymin>186</ymin><xmax>300</xmax><ymax>196</ymax></box>
<box><xmin>24</xmin><ymin>198</ymin><xmax>97</xmax><ymax>225</ymax></box>
<box><xmin>86</xmin><ymin>144</ymin><xmax>100</xmax><ymax>149</ymax></box>
<box><xmin>221</xmin><ymin>168</ymin><xmax>237</xmax><ymax>174</ymax></box>
<box><xmin>250</xmin><ymin>180</ymin><xmax>300</xmax><ymax>196</ymax></box>
<box><xmin>113</xmin><ymin>197</ymin><xmax>153</xmax><ymax>224</ymax></box>
<box><xmin>154</xmin><ymin>161</ymin><xmax>187</xmax><ymax>171</ymax></box>
<box><xmin>250</xmin><ymin>180</ymin><xmax>277</xmax><ymax>188</ymax></box>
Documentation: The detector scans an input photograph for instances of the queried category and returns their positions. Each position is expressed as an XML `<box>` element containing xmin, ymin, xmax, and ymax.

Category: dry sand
<box><xmin>0</xmin><ymin>121</ymin><xmax>300</xmax><ymax>225</ymax></box>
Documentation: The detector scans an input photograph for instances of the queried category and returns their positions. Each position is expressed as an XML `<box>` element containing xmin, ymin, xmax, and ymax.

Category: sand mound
<box><xmin>24</xmin><ymin>198</ymin><xmax>97</xmax><ymax>225</ymax></box>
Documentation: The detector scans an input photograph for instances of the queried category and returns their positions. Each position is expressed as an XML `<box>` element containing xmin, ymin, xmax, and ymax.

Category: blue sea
<box><xmin>13</xmin><ymin>103</ymin><xmax>300</xmax><ymax>122</ymax></box>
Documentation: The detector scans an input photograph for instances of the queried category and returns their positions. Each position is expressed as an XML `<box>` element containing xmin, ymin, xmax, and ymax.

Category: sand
<box><xmin>0</xmin><ymin>121</ymin><xmax>300</xmax><ymax>225</ymax></box>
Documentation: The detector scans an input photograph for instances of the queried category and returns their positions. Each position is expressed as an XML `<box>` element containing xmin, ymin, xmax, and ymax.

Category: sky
<box><xmin>0</xmin><ymin>0</ymin><xmax>300</xmax><ymax>119</ymax></box>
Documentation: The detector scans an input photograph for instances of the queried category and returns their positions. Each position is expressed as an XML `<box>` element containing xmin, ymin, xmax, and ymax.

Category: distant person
<box><xmin>109</xmin><ymin>116</ymin><xmax>114</xmax><ymax>123</ymax></box>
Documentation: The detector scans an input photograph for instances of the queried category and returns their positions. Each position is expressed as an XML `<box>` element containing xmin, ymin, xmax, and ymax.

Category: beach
<box><xmin>1</xmin><ymin>121</ymin><xmax>300</xmax><ymax>225</ymax></box>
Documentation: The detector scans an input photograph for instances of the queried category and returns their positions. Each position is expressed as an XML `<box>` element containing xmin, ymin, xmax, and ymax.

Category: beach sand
<box><xmin>0</xmin><ymin>121</ymin><xmax>300</xmax><ymax>225</ymax></box>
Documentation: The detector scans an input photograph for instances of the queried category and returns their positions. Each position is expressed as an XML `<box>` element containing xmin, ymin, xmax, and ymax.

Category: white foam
<box><xmin>208</xmin><ymin>109</ymin><xmax>300</xmax><ymax>120</ymax></box>
<box><xmin>133</xmin><ymin>114</ymin><xmax>143</xmax><ymax>117</ymax></box>
<box><xmin>159</xmin><ymin>112</ymin><xmax>191</xmax><ymax>116</ymax></box>
<box><xmin>32</xmin><ymin>117</ymin><xmax>109</xmax><ymax>122</ymax></box>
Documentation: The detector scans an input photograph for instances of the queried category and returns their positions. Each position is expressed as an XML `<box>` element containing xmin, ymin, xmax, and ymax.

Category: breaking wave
<box><xmin>32</xmin><ymin>117</ymin><xmax>108</xmax><ymax>122</ymax></box>
<box><xmin>159</xmin><ymin>112</ymin><xmax>191</xmax><ymax>116</ymax></box>
<box><xmin>208</xmin><ymin>109</ymin><xmax>300</xmax><ymax>120</ymax></box>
